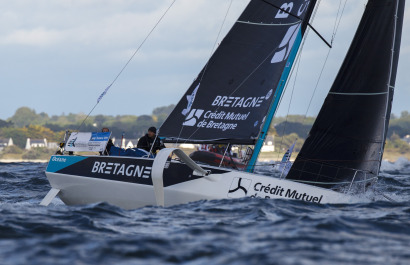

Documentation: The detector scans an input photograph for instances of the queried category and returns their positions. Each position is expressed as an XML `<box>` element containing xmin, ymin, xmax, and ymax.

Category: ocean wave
<box><xmin>0</xmin><ymin>162</ymin><xmax>409</xmax><ymax>264</ymax></box>
<box><xmin>380</xmin><ymin>157</ymin><xmax>410</xmax><ymax>173</ymax></box>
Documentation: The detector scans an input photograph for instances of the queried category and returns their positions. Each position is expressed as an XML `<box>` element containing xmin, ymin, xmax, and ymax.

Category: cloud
<box><xmin>0</xmin><ymin>28</ymin><xmax>63</xmax><ymax>46</ymax></box>
<box><xmin>0</xmin><ymin>0</ymin><xmax>248</xmax><ymax>48</ymax></box>
<box><xmin>0</xmin><ymin>0</ymin><xmax>408</xmax><ymax>120</ymax></box>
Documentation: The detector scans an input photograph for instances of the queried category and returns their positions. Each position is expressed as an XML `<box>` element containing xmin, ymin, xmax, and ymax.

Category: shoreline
<box><xmin>1</xmin><ymin>151</ymin><xmax>409</xmax><ymax>164</ymax></box>
<box><xmin>0</xmin><ymin>159</ymin><xmax>49</xmax><ymax>163</ymax></box>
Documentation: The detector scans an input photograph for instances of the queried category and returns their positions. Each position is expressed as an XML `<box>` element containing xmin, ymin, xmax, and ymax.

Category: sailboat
<box><xmin>41</xmin><ymin>0</ymin><xmax>405</xmax><ymax>209</ymax></box>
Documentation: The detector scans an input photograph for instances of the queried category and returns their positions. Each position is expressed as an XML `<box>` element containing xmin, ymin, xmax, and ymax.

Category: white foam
<box><xmin>380</xmin><ymin>157</ymin><xmax>410</xmax><ymax>172</ymax></box>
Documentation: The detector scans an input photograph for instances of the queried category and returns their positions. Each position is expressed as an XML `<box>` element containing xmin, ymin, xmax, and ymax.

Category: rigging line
<box><xmin>311</xmin><ymin>0</ymin><xmax>322</xmax><ymax>22</ymax></box>
<box><xmin>333</xmin><ymin>0</ymin><xmax>348</xmax><ymax>43</ymax></box>
<box><xmin>271</xmin><ymin>2</ymin><xmax>320</xmax><ymax>159</ymax></box>
<box><xmin>182</xmin><ymin>42</ymin><xmax>276</xmax><ymax>143</ymax></box>
<box><xmin>295</xmin><ymin>157</ymin><xmax>380</xmax><ymax>163</ymax></box>
<box><xmin>276</xmin><ymin>51</ymin><xmax>302</xmax><ymax>162</ymax></box>
<box><xmin>172</xmin><ymin>0</ymin><xmax>233</xmax><ymax>145</ymax></box>
<box><xmin>261</xmin><ymin>0</ymin><xmax>331</xmax><ymax>48</ymax></box>
<box><xmin>246</xmin><ymin>158</ymin><xmax>379</xmax><ymax>167</ymax></box>
<box><xmin>259</xmin><ymin>0</ymin><xmax>308</xmax><ymax>23</ymax></box>
<box><xmin>302</xmin><ymin>0</ymin><xmax>347</xmax><ymax>126</ymax></box>
<box><xmin>219</xmin><ymin>143</ymin><xmax>230</xmax><ymax>167</ymax></box>
<box><xmin>148</xmin><ymin>129</ymin><xmax>160</xmax><ymax>157</ymax></box>
<box><xmin>183</xmin><ymin>23</ymin><xmax>302</xmax><ymax>143</ymax></box>
<box><xmin>293</xmin><ymin>176</ymin><xmax>378</xmax><ymax>185</ymax></box>
<box><xmin>199</xmin><ymin>0</ymin><xmax>233</xmax><ymax>82</ymax></box>
<box><xmin>331</xmin><ymin>0</ymin><xmax>343</xmax><ymax>44</ymax></box>
<box><xmin>374</xmin><ymin>189</ymin><xmax>397</xmax><ymax>203</ymax></box>
<box><xmin>76</xmin><ymin>0</ymin><xmax>177</xmax><ymax>132</ymax></box>
<box><xmin>271</xmin><ymin>25</ymin><xmax>316</xmax><ymax>161</ymax></box>
<box><xmin>302</xmin><ymin>39</ymin><xmax>331</xmax><ymax>124</ymax></box>
<box><xmin>247</xmin><ymin>157</ymin><xmax>381</xmax><ymax>166</ymax></box>
<box><xmin>272</xmin><ymin>0</ymin><xmax>319</xmax><ymax>101</ymax></box>
<box><xmin>246</xmin><ymin>155</ymin><xmax>382</xmax><ymax>167</ymax></box>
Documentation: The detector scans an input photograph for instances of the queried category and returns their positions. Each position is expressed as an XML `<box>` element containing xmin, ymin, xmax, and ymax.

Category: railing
<box><xmin>287</xmin><ymin>159</ymin><xmax>378</xmax><ymax>193</ymax></box>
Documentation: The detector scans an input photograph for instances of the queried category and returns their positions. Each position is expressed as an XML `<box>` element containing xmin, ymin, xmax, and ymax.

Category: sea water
<box><xmin>0</xmin><ymin>160</ymin><xmax>409</xmax><ymax>265</ymax></box>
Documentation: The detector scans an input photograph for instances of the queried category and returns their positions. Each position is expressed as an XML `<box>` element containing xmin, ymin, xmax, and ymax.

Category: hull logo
<box><xmin>92</xmin><ymin>161</ymin><xmax>151</xmax><ymax>178</ymax></box>
<box><xmin>228</xmin><ymin>177</ymin><xmax>252</xmax><ymax>198</ymax></box>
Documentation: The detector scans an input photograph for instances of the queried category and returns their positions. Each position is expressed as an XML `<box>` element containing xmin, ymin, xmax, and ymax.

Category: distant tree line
<box><xmin>1</xmin><ymin>107</ymin><xmax>410</xmax><ymax>154</ymax></box>
<box><xmin>0</xmin><ymin>105</ymin><xmax>175</xmax><ymax>148</ymax></box>
<box><xmin>271</xmin><ymin>112</ymin><xmax>410</xmax><ymax>140</ymax></box>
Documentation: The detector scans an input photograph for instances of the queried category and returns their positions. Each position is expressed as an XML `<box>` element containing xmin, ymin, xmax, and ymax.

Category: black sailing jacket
<box><xmin>137</xmin><ymin>134</ymin><xmax>165</xmax><ymax>153</ymax></box>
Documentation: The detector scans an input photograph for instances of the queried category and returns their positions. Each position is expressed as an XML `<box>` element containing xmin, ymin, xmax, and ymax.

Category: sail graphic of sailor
<box><xmin>181</xmin><ymin>83</ymin><xmax>200</xmax><ymax>116</ymax></box>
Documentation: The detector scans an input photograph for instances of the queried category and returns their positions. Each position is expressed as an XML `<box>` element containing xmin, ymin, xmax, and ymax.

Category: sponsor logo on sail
<box><xmin>181</xmin><ymin>92</ymin><xmax>269</xmax><ymax>131</ymax></box>
<box><xmin>275</xmin><ymin>2</ymin><xmax>294</xmax><ymax>19</ymax></box>
<box><xmin>182</xmin><ymin>109</ymin><xmax>204</xmax><ymax>127</ymax></box>
<box><xmin>67</xmin><ymin>137</ymin><xmax>77</xmax><ymax>147</ymax></box>
<box><xmin>271</xmin><ymin>23</ymin><xmax>301</xmax><ymax>64</ymax></box>
<box><xmin>212</xmin><ymin>95</ymin><xmax>267</xmax><ymax>108</ymax></box>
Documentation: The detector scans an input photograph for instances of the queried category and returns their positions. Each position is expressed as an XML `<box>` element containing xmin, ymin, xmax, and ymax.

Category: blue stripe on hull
<box><xmin>46</xmin><ymin>156</ymin><xmax>88</xmax><ymax>173</ymax></box>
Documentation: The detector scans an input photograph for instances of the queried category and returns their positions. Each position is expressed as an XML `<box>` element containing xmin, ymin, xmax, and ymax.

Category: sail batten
<box><xmin>236</xmin><ymin>21</ymin><xmax>301</xmax><ymax>26</ymax></box>
<box><xmin>160</xmin><ymin>0</ymin><xmax>317</xmax><ymax>145</ymax></box>
<box><xmin>328</xmin><ymin>92</ymin><xmax>389</xmax><ymax>96</ymax></box>
<box><xmin>286</xmin><ymin>0</ymin><xmax>405</xmax><ymax>188</ymax></box>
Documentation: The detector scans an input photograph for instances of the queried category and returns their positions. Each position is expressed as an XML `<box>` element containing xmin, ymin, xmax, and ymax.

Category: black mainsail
<box><xmin>286</xmin><ymin>0</ymin><xmax>405</xmax><ymax>188</ymax></box>
<box><xmin>160</xmin><ymin>0</ymin><xmax>317</xmax><ymax>144</ymax></box>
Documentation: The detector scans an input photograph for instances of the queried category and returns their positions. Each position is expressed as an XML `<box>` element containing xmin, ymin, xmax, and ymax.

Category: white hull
<box><xmin>42</xmin><ymin>148</ymin><xmax>360</xmax><ymax>209</ymax></box>
<box><xmin>46</xmin><ymin>172</ymin><xmax>156</xmax><ymax>209</ymax></box>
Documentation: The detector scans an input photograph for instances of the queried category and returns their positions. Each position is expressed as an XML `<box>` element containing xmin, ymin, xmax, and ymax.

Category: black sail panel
<box><xmin>287</xmin><ymin>0</ymin><xmax>405</xmax><ymax>188</ymax></box>
<box><xmin>160</xmin><ymin>0</ymin><xmax>317</xmax><ymax>144</ymax></box>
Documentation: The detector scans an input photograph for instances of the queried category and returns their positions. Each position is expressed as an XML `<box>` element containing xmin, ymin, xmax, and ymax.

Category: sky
<box><xmin>1</xmin><ymin>0</ymin><xmax>409</xmax><ymax>120</ymax></box>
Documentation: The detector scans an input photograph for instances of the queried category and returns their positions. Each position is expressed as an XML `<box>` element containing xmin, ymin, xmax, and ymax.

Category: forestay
<box><xmin>287</xmin><ymin>0</ymin><xmax>405</xmax><ymax>188</ymax></box>
<box><xmin>160</xmin><ymin>0</ymin><xmax>317</xmax><ymax>144</ymax></box>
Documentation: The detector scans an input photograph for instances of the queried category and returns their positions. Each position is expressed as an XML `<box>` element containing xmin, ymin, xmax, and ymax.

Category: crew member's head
<box><xmin>148</xmin><ymin>127</ymin><xmax>156</xmax><ymax>138</ymax></box>
<box><xmin>102</xmin><ymin>127</ymin><xmax>109</xmax><ymax>133</ymax></box>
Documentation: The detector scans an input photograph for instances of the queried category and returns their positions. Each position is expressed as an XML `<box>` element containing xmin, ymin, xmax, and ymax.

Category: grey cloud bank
<box><xmin>0</xmin><ymin>0</ymin><xmax>409</xmax><ymax>119</ymax></box>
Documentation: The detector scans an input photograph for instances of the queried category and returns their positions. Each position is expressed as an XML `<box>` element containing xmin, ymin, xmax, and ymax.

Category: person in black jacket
<box><xmin>137</xmin><ymin>127</ymin><xmax>165</xmax><ymax>153</ymax></box>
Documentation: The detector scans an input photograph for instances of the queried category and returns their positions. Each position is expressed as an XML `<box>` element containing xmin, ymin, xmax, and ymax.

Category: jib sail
<box><xmin>159</xmin><ymin>0</ymin><xmax>317</xmax><ymax>144</ymax></box>
<box><xmin>286</xmin><ymin>0</ymin><xmax>405</xmax><ymax>188</ymax></box>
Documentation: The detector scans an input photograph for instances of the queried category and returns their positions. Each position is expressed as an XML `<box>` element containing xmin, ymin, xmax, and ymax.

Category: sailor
<box><xmin>137</xmin><ymin>127</ymin><xmax>165</xmax><ymax>153</ymax></box>
<box><xmin>210</xmin><ymin>144</ymin><xmax>226</xmax><ymax>154</ymax></box>
<box><xmin>101</xmin><ymin>127</ymin><xmax>114</xmax><ymax>155</ymax></box>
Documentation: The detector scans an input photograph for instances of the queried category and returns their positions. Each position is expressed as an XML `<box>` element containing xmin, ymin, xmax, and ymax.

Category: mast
<box><xmin>246</xmin><ymin>0</ymin><xmax>317</xmax><ymax>172</ymax></box>
<box><xmin>376</xmin><ymin>0</ymin><xmax>401</xmax><ymax>176</ymax></box>
<box><xmin>245</xmin><ymin>31</ymin><xmax>301</xmax><ymax>172</ymax></box>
